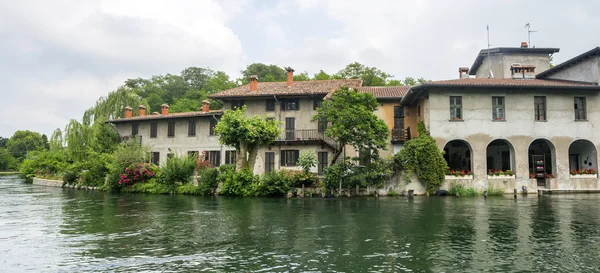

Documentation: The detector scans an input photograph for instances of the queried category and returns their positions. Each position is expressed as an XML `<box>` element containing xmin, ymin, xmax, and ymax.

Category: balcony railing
<box><xmin>121</xmin><ymin>135</ymin><xmax>143</xmax><ymax>145</ymax></box>
<box><xmin>391</xmin><ymin>127</ymin><xmax>410</xmax><ymax>143</ymax></box>
<box><xmin>276</xmin><ymin>129</ymin><xmax>339</xmax><ymax>150</ymax></box>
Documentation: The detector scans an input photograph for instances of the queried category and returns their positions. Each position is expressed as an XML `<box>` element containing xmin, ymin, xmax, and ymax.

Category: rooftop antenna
<box><xmin>487</xmin><ymin>25</ymin><xmax>494</xmax><ymax>78</ymax></box>
<box><xmin>525</xmin><ymin>23</ymin><xmax>537</xmax><ymax>47</ymax></box>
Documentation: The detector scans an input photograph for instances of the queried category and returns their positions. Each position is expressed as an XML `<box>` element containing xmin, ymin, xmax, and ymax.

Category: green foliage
<box><xmin>293</xmin><ymin>72</ymin><xmax>311</xmax><ymax>81</ymax></box>
<box><xmin>297</xmin><ymin>151</ymin><xmax>317</xmax><ymax>174</ymax></box>
<box><xmin>256</xmin><ymin>170</ymin><xmax>293</xmax><ymax>197</ymax></box>
<box><xmin>19</xmin><ymin>149</ymin><xmax>69</xmax><ymax>181</ymax></box>
<box><xmin>314</xmin><ymin>88</ymin><xmax>389</xmax><ymax>163</ymax></box>
<box><xmin>176</xmin><ymin>183</ymin><xmax>201</xmax><ymax>195</ymax></box>
<box><xmin>333</xmin><ymin>62</ymin><xmax>394</xmax><ymax>86</ymax></box>
<box><xmin>126</xmin><ymin>179</ymin><xmax>171</xmax><ymax>194</ymax></box>
<box><xmin>448</xmin><ymin>182</ymin><xmax>479</xmax><ymax>197</ymax></box>
<box><xmin>0</xmin><ymin>148</ymin><xmax>18</xmax><ymax>171</ymax></box>
<box><xmin>219</xmin><ymin>168</ymin><xmax>259</xmax><ymax>196</ymax></box>
<box><xmin>388</xmin><ymin>189</ymin><xmax>399</xmax><ymax>196</ymax></box>
<box><xmin>321</xmin><ymin>160</ymin><xmax>352</xmax><ymax>191</ymax></box>
<box><xmin>313</xmin><ymin>70</ymin><xmax>331</xmax><ymax>80</ymax></box>
<box><xmin>240</xmin><ymin>63</ymin><xmax>286</xmax><ymax>83</ymax></box>
<box><xmin>486</xmin><ymin>182</ymin><xmax>505</xmax><ymax>196</ymax></box>
<box><xmin>198</xmin><ymin>168</ymin><xmax>220</xmax><ymax>195</ymax></box>
<box><xmin>160</xmin><ymin>154</ymin><xmax>196</xmax><ymax>186</ymax></box>
<box><xmin>6</xmin><ymin>130</ymin><xmax>47</xmax><ymax>160</ymax></box>
<box><xmin>106</xmin><ymin>139</ymin><xmax>149</xmax><ymax>191</ymax></box>
<box><xmin>397</xmin><ymin>122</ymin><xmax>447</xmax><ymax>194</ymax></box>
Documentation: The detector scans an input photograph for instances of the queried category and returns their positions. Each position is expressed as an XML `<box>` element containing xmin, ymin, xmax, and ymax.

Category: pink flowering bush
<box><xmin>118</xmin><ymin>163</ymin><xmax>156</xmax><ymax>187</ymax></box>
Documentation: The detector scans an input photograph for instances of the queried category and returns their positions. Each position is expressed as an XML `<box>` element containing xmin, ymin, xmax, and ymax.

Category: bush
<box><xmin>257</xmin><ymin>170</ymin><xmax>293</xmax><ymax>196</ymax></box>
<box><xmin>106</xmin><ymin>139</ymin><xmax>149</xmax><ymax>191</ymax></box>
<box><xmin>177</xmin><ymin>183</ymin><xmax>201</xmax><ymax>195</ymax></box>
<box><xmin>198</xmin><ymin>168</ymin><xmax>219</xmax><ymax>195</ymax></box>
<box><xmin>448</xmin><ymin>182</ymin><xmax>479</xmax><ymax>197</ymax></box>
<box><xmin>160</xmin><ymin>154</ymin><xmax>196</xmax><ymax>186</ymax></box>
<box><xmin>19</xmin><ymin>150</ymin><xmax>69</xmax><ymax>181</ymax></box>
<box><xmin>486</xmin><ymin>182</ymin><xmax>505</xmax><ymax>196</ymax></box>
<box><xmin>125</xmin><ymin>179</ymin><xmax>170</xmax><ymax>194</ymax></box>
<box><xmin>297</xmin><ymin>151</ymin><xmax>317</xmax><ymax>174</ymax></box>
<box><xmin>321</xmin><ymin>160</ymin><xmax>353</xmax><ymax>192</ymax></box>
<box><xmin>219</xmin><ymin>168</ymin><xmax>259</xmax><ymax>196</ymax></box>
<box><xmin>0</xmin><ymin>148</ymin><xmax>18</xmax><ymax>171</ymax></box>
<box><xmin>118</xmin><ymin>163</ymin><xmax>156</xmax><ymax>187</ymax></box>
<box><xmin>397</xmin><ymin>122</ymin><xmax>447</xmax><ymax>194</ymax></box>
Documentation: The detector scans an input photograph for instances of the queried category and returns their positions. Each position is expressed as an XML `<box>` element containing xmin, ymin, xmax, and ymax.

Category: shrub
<box><xmin>486</xmin><ymin>182</ymin><xmax>505</xmax><ymax>196</ymax></box>
<box><xmin>119</xmin><ymin>163</ymin><xmax>156</xmax><ymax>187</ymax></box>
<box><xmin>321</xmin><ymin>160</ymin><xmax>353</xmax><ymax>192</ymax></box>
<box><xmin>397</xmin><ymin>122</ymin><xmax>447</xmax><ymax>194</ymax></box>
<box><xmin>297</xmin><ymin>151</ymin><xmax>317</xmax><ymax>174</ymax></box>
<box><xmin>177</xmin><ymin>183</ymin><xmax>201</xmax><ymax>195</ymax></box>
<box><xmin>106</xmin><ymin>139</ymin><xmax>149</xmax><ymax>191</ymax></box>
<box><xmin>448</xmin><ymin>182</ymin><xmax>478</xmax><ymax>197</ymax></box>
<box><xmin>257</xmin><ymin>170</ymin><xmax>293</xmax><ymax>196</ymax></box>
<box><xmin>198</xmin><ymin>168</ymin><xmax>219</xmax><ymax>195</ymax></box>
<box><xmin>160</xmin><ymin>154</ymin><xmax>196</xmax><ymax>186</ymax></box>
<box><xmin>19</xmin><ymin>150</ymin><xmax>69</xmax><ymax>181</ymax></box>
<box><xmin>125</xmin><ymin>179</ymin><xmax>170</xmax><ymax>194</ymax></box>
<box><xmin>219</xmin><ymin>168</ymin><xmax>259</xmax><ymax>196</ymax></box>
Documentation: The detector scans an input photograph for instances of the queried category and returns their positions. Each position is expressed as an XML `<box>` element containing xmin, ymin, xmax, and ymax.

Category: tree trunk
<box><xmin>246</xmin><ymin>145</ymin><xmax>259</xmax><ymax>171</ymax></box>
<box><xmin>330</xmin><ymin>148</ymin><xmax>344</xmax><ymax>166</ymax></box>
<box><xmin>237</xmin><ymin>143</ymin><xmax>248</xmax><ymax>171</ymax></box>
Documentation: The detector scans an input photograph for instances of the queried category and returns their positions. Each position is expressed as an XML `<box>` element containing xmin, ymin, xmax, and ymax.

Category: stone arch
<box><xmin>568</xmin><ymin>139</ymin><xmax>598</xmax><ymax>172</ymax></box>
<box><xmin>443</xmin><ymin>139</ymin><xmax>472</xmax><ymax>172</ymax></box>
<box><xmin>528</xmin><ymin>138</ymin><xmax>556</xmax><ymax>176</ymax></box>
<box><xmin>486</xmin><ymin>139</ymin><xmax>516</xmax><ymax>172</ymax></box>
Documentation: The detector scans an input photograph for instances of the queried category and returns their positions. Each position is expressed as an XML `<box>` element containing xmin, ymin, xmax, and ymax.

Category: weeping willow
<box><xmin>64</xmin><ymin>119</ymin><xmax>91</xmax><ymax>162</ymax></box>
<box><xmin>49</xmin><ymin>128</ymin><xmax>64</xmax><ymax>151</ymax></box>
<box><xmin>83</xmin><ymin>87</ymin><xmax>148</xmax><ymax>124</ymax></box>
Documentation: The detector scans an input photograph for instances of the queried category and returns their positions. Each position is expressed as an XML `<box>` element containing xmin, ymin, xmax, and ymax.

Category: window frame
<box><xmin>281</xmin><ymin>99</ymin><xmax>300</xmax><ymax>111</ymax></box>
<box><xmin>449</xmin><ymin>96</ymin><xmax>462</xmax><ymax>120</ymax></box>
<box><xmin>150</xmin><ymin>123</ymin><xmax>158</xmax><ymax>138</ymax></box>
<box><xmin>209</xmin><ymin>118</ymin><xmax>218</xmax><ymax>136</ymax></box>
<box><xmin>313</xmin><ymin>99</ymin><xmax>322</xmax><ymax>110</ymax></box>
<box><xmin>266</xmin><ymin>99</ymin><xmax>276</xmax><ymax>111</ymax></box>
<box><xmin>167</xmin><ymin>122</ymin><xmax>176</xmax><ymax>137</ymax></box>
<box><xmin>265</xmin><ymin>152</ymin><xmax>275</xmax><ymax>173</ymax></box>
<box><xmin>492</xmin><ymin>96</ymin><xmax>505</xmax><ymax>121</ymax></box>
<box><xmin>225</xmin><ymin>151</ymin><xmax>237</xmax><ymax>165</ymax></box>
<box><xmin>574</xmin><ymin>97</ymin><xmax>587</xmax><ymax>120</ymax></box>
<box><xmin>131</xmin><ymin>123</ymin><xmax>139</xmax><ymax>136</ymax></box>
<box><xmin>151</xmin><ymin>152</ymin><xmax>160</xmax><ymax>165</ymax></box>
<box><xmin>534</xmin><ymin>96</ymin><xmax>547</xmax><ymax>121</ymax></box>
<box><xmin>208</xmin><ymin>151</ymin><xmax>221</xmax><ymax>166</ymax></box>
<box><xmin>280</xmin><ymin>150</ymin><xmax>299</xmax><ymax>167</ymax></box>
<box><xmin>187</xmin><ymin>120</ymin><xmax>196</xmax><ymax>137</ymax></box>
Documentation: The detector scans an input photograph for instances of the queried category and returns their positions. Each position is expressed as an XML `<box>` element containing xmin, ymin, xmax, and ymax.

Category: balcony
<box><xmin>391</xmin><ymin>127</ymin><xmax>411</xmax><ymax>143</ymax></box>
<box><xmin>275</xmin><ymin>129</ymin><xmax>339</xmax><ymax>150</ymax></box>
<box><xmin>120</xmin><ymin>135</ymin><xmax>143</xmax><ymax>145</ymax></box>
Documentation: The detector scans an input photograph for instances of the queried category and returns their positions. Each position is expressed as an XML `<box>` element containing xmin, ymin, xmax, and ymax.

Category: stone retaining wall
<box><xmin>32</xmin><ymin>177</ymin><xmax>64</xmax><ymax>187</ymax></box>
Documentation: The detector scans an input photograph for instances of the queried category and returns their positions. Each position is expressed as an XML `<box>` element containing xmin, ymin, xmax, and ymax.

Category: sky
<box><xmin>1</xmin><ymin>0</ymin><xmax>600</xmax><ymax>138</ymax></box>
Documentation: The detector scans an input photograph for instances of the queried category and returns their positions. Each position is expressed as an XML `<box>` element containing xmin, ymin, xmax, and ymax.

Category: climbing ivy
<box><xmin>396</xmin><ymin>121</ymin><xmax>447</xmax><ymax>194</ymax></box>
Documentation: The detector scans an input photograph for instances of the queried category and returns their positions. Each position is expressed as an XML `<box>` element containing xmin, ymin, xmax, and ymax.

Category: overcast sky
<box><xmin>1</xmin><ymin>0</ymin><xmax>599</xmax><ymax>137</ymax></box>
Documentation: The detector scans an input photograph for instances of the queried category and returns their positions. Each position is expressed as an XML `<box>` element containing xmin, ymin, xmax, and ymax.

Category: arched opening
<box><xmin>568</xmin><ymin>139</ymin><xmax>597</xmax><ymax>173</ymax></box>
<box><xmin>486</xmin><ymin>139</ymin><xmax>515</xmax><ymax>172</ymax></box>
<box><xmin>443</xmin><ymin>140</ymin><xmax>472</xmax><ymax>172</ymax></box>
<box><xmin>528</xmin><ymin>139</ymin><xmax>555</xmax><ymax>177</ymax></box>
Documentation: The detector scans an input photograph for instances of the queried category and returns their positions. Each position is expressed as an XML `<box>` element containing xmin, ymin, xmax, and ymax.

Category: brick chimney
<box><xmin>160</xmin><ymin>104</ymin><xmax>170</xmax><ymax>115</ymax></box>
<box><xmin>521</xmin><ymin>42</ymin><xmax>529</xmax><ymax>48</ymax></box>
<box><xmin>125</xmin><ymin>106</ymin><xmax>133</xmax><ymax>118</ymax></box>
<box><xmin>249</xmin><ymin>75</ymin><xmax>258</xmax><ymax>91</ymax></box>
<box><xmin>285</xmin><ymin>67</ymin><xmax>294</xmax><ymax>87</ymax></box>
<box><xmin>458</xmin><ymin>67</ymin><xmax>469</xmax><ymax>79</ymax></box>
<box><xmin>138</xmin><ymin>105</ymin><xmax>146</xmax><ymax>116</ymax></box>
<box><xmin>202</xmin><ymin>100</ymin><xmax>210</xmax><ymax>113</ymax></box>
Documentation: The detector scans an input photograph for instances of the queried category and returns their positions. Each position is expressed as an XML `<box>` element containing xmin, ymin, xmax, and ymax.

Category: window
<box><xmin>281</xmin><ymin>99</ymin><xmax>300</xmax><ymax>111</ymax></box>
<box><xmin>574</xmin><ymin>97</ymin><xmax>587</xmax><ymax>120</ymax></box>
<box><xmin>225</xmin><ymin>151</ymin><xmax>237</xmax><ymax>165</ymax></box>
<box><xmin>188</xmin><ymin>151</ymin><xmax>198</xmax><ymax>158</ymax></box>
<box><xmin>131</xmin><ymin>123</ymin><xmax>139</xmax><ymax>136</ymax></box>
<box><xmin>318</xmin><ymin>117</ymin><xmax>327</xmax><ymax>133</ymax></box>
<box><xmin>492</xmin><ymin>96</ymin><xmax>505</xmax><ymax>120</ymax></box>
<box><xmin>450</xmin><ymin>96</ymin><xmax>462</xmax><ymax>120</ymax></box>
<box><xmin>265</xmin><ymin>152</ymin><xmax>275</xmax><ymax>173</ymax></box>
<box><xmin>150</xmin><ymin>123</ymin><xmax>158</xmax><ymax>138</ymax></box>
<box><xmin>188</xmin><ymin>120</ymin><xmax>196</xmax><ymax>136</ymax></box>
<box><xmin>209</xmin><ymin>119</ymin><xmax>218</xmax><ymax>135</ymax></box>
<box><xmin>393</xmin><ymin>106</ymin><xmax>404</xmax><ymax>129</ymax></box>
<box><xmin>534</xmin><ymin>96</ymin><xmax>546</xmax><ymax>121</ymax></box>
<box><xmin>358</xmin><ymin>149</ymin><xmax>372</xmax><ymax>166</ymax></box>
<box><xmin>285</xmin><ymin>117</ymin><xmax>295</xmax><ymax>140</ymax></box>
<box><xmin>313</xmin><ymin>99</ymin><xmax>322</xmax><ymax>110</ymax></box>
<box><xmin>281</xmin><ymin>150</ymin><xmax>299</xmax><ymax>166</ymax></box>
<box><xmin>266</xmin><ymin>99</ymin><xmax>275</xmax><ymax>111</ymax></box>
<box><xmin>151</xmin><ymin>152</ymin><xmax>160</xmax><ymax>165</ymax></box>
<box><xmin>167</xmin><ymin>122</ymin><xmax>175</xmax><ymax>137</ymax></box>
<box><xmin>318</xmin><ymin>152</ymin><xmax>328</xmax><ymax>175</ymax></box>
<box><xmin>208</xmin><ymin>151</ymin><xmax>221</xmax><ymax>166</ymax></box>
<box><xmin>417</xmin><ymin>104</ymin><xmax>421</xmax><ymax>119</ymax></box>
<box><xmin>231</xmin><ymin>100</ymin><xmax>244</xmax><ymax>110</ymax></box>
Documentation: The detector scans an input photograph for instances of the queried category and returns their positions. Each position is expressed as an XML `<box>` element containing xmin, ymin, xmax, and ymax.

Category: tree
<box><xmin>293</xmin><ymin>72</ymin><xmax>311</xmax><ymax>81</ymax></box>
<box><xmin>313</xmin><ymin>70</ymin><xmax>331</xmax><ymax>80</ymax></box>
<box><xmin>6</xmin><ymin>130</ymin><xmax>47</xmax><ymax>160</ymax></box>
<box><xmin>298</xmin><ymin>150</ymin><xmax>317</xmax><ymax>174</ymax></box>
<box><xmin>396</xmin><ymin>122</ymin><xmax>447</xmax><ymax>194</ymax></box>
<box><xmin>0</xmin><ymin>148</ymin><xmax>18</xmax><ymax>171</ymax></box>
<box><xmin>333</xmin><ymin>62</ymin><xmax>393</xmax><ymax>86</ymax></box>
<box><xmin>181</xmin><ymin>67</ymin><xmax>213</xmax><ymax>91</ymax></box>
<box><xmin>205</xmin><ymin>71</ymin><xmax>237</xmax><ymax>93</ymax></box>
<box><xmin>49</xmin><ymin>129</ymin><xmax>63</xmax><ymax>151</ymax></box>
<box><xmin>386</xmin><ymin>79</ymin><xmax>404</xmax><ymax>86</ymax></box>
<box><xmin>215</xmin><ymin>106</ymin><xmax>280</xmax><ymax>171</ymax></box>
<box><xmin>240</xmin><ymin>63</ymin><xmax>286</xmax><ymax>82</ymax></box>
<box><xmin>0</xmin><ymin>136</ymin><xmax>7</xmax><ymax>148</ymax></box>
<box><xmin>314</xmin><ymin>88</ymin><xmax>389</xmax><ymax>165</ymax></box>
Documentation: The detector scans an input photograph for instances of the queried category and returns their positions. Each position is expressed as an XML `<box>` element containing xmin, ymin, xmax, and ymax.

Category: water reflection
<box><xmin>2</xmin><ymin>176</ymin><xmax>600</xmax><ymax>272</ymax></box>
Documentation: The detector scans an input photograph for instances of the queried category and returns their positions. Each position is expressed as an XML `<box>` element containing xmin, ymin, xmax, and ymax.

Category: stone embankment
<box><xmin>32</xmin><ymin>177</ymin><xmax>100</xmax><ymax>191</ymax></box>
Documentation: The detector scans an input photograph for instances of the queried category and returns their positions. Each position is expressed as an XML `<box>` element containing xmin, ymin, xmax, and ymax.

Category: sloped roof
<box><xmin>208</xmin><ymin>79</ymin><xmax>363</xmax><ymax>99</ymax></box>
<box><xmin>324</xmin><ymin>86</ymin><xmax>409</xmax><ymax>99</ymax></box>
<box><xmin>536</xmin><ymin>47</ymin><xmax>600</xmax><ymax>78</ymax></box>
<box><xmin>108</xmin><ymin>110</ymin><xmax>223</xmax><ymax>123</ymax></box>
<box><xmin>469</xmin><ymin>47</ymin><xmax>560</xmax><ymax>75</ymax></box>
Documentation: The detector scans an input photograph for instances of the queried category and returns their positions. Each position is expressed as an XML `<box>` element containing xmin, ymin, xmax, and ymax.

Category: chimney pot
<box><xmin>138</xmin><ymin>105</ymin><xmax>147</xmax><ymax>116</ymax></box>
<box><xmin>124</xmin><ymin>106</ymin><xmax>133</xmax><ymax>118</ymax></box>
<box><xmin>458</xmin><ymin>67</ymin><xmax>469</xmax><ymax>79</ymax></box>
<box><xmin>202</xmin><ymin>100</ymin><xmax>210</xmax><ymax>113</ymax></box>
<box><xmin>285</xmin><ymin>67</ymin><xmax>294</xmax><ymax>87</ymax></box>
<box><xmin>521</xmin><ymin>42</ymin><xmax>528</xmax><ymax>48</ymax></box>
<box><xmin>160</xmin><ymin>104</ymin><xmax>170</xmax><ymax>115</ymax></box>
<box><xmin>249</xmin><ymin>75</ymin><xmax>258</xmax><ymax>91</ymax></box>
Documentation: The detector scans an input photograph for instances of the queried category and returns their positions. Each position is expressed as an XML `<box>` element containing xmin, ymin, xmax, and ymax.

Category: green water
<box><xmin>1</xmin><ymin>175</ymin><xmax>600</xmax><ymax>272</ymax></box>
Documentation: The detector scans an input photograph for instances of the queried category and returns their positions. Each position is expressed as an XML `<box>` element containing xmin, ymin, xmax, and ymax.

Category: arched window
<box><xmin>443</xmin><ymin>140</ymin><xmax>472</xmax><ymax>172</ymax></box>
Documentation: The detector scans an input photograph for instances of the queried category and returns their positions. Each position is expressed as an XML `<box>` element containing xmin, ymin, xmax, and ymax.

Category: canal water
<box><xmin>1</xmin><ymin>175</ymin><xmax>600</xmax><ymax>273</ymax></box>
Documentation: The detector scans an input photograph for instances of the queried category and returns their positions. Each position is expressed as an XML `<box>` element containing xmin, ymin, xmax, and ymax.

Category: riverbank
<box><xmin>32</xmin><ymin>177</ymin><xmax>102</xmax><ymax>191</ymax></box>
<box><xmin>0</xmin><ymin>172</ymin><xmax>19</xmax><ymax>175</ymax></box>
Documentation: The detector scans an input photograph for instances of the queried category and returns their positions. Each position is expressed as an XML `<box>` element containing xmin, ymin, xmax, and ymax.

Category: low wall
<box><xmin>32</xmin><ymin>177</ymin><xmax>64</xmax><ymax>188</ymax></box>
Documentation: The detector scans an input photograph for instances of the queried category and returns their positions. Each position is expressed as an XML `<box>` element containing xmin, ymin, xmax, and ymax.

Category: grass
<box><xmin>0</xmin><ymin>172</ymin><xmax>20</xmax><ymax>175</ymax></box>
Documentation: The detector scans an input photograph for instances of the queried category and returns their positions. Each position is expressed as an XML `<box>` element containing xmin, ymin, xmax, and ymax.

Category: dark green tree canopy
<box><xmin>6</xmin><ymin>130</ymin><xmax>47</xmax><ymax>160</ymax></box>
<box><xmin>241</xmin><ymin>63</ymin><xmax>286</xmax><ymax>82</ymax></box>
<box><xmin>314</xmin><ymin>87</ymin><xmax>389</xmax><ymax>164</ymax></box>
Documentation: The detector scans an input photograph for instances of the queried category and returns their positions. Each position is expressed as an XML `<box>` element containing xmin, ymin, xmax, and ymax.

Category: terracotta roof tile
<box><xmin>209</xmin><ymin>79</ymin><xmax>363</xmax><ymax>99</ymax></box>
<box><xmin>419</xmin><ymin>78</ymin><xmax>599</xmax><ymax>88</ymax></box>
<box><xmin>323</xmin><ymin>86</ymin><xmax>409</xmax><ymax>99</ymax></box>
<box><xmin>108</xmin><ymin>110</ymin><xmax>223</xmax><ymax>123</ymax></box>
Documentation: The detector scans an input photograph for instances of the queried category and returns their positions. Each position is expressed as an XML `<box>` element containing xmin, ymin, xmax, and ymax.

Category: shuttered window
<box><xmin>167</xmin><ymin>122</ymin><xmax>175</xmax><ymax>137</ymax></box>
<box><xmin>281</xmin><ymin>150</ymin><xmax>299</xmax><ymax>166</ymax></box>
<box><xmin>150</xmin><ymin>123</ymin><xmax>158</xmax><ymax>138</ymax></box>
<box><xmin>265</xmin><ymin>152</ymin><xmax>275</xmax><ymax>173</ymax></box>
<box><xmin>188</xmin><ymin>120</ymin><xmax>196</xmax><ymax>136</ymax></box>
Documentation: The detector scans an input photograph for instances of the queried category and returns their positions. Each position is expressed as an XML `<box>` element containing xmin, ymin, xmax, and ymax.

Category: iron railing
<box><xmin>277</xmin><ymin>129</ymin><xmax>339</xmax><ymax>150</ymax></box>
<box><xmin>391</xmin><ymin>127</ymin><xmax>410</xmax><ymax>143</ymax></box>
